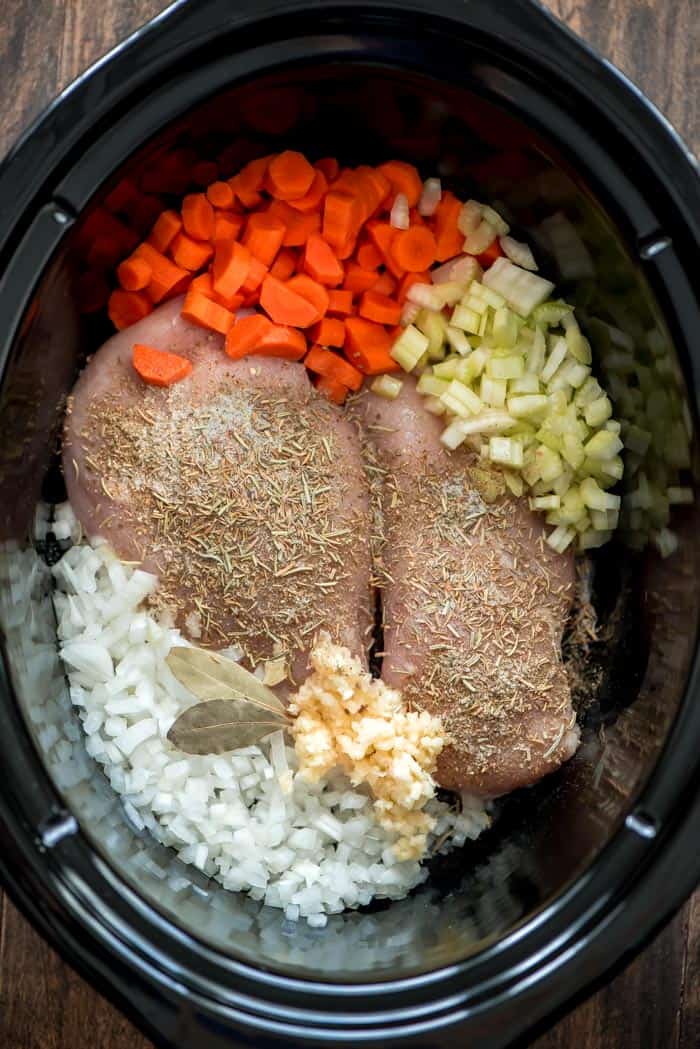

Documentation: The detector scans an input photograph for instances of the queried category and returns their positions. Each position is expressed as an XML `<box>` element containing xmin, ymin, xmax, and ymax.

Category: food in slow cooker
<box><xmin>54</xmin><ymin>150</ymin><xmax>627</xmax><ymax>923</ymax></box>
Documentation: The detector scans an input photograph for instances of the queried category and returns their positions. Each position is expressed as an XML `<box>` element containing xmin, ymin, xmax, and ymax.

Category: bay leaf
<box><xmin>166</xmin><ymin>645</ymin><xmax>286</xmax><ymax>715</ymax></box>
<box><xmin>167</xmin><ymin>698</ymin><xmax>289</xmax><ymax>755</ymax></box>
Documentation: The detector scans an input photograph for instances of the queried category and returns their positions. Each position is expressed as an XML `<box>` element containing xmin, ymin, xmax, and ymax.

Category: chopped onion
<box><xmin>499</xmin><ymin>235</ymin><xmax>537</xmax><ymax>271</ymax></box>
<box><xmin>407</xmin><ymin>283</ymin><xmax>444</xmax><ymax>311</ymax></box>
<box><xmin>483</xmin><ymin>258</ymin><xmax>555</xmax><ymax>317</ymax></box>
<box><xmin>457</xmin><ymin>200</ymin><xmax>482</xmax><ymax>237</ymax></box>
<box><xmin>390</xmin><ymin>192</ymin><xmax>410</xmax><ymax>230</ymax></box>
<box><xmin>431</xmin><ymin>254</ymin><xmax>481</xmax><ymax>286</ymax></box>
<box><xmin>463</xmin><ymin>220</ymin><xmax>497</xmax><ymax>256</ymax></box>
<box><xmin>418</xmin><ymin>177</ymin><xmax>442</xmax><ymax>216</ymax></box>
<box><xmin>400</xmin><ymin>301</ymin><xmax>420</xmax><ymax>327</ymax></box>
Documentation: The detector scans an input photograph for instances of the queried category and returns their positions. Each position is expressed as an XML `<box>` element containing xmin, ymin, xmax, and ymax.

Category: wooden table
<box><xmin>0</xmin><ymin>1</ymin><xmax>698</xmax><ymax>1046</ymax></box>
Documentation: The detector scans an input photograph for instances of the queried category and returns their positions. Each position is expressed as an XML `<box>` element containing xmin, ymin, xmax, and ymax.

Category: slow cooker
<box><xmin>1</xmin><ymin>1</ymin><xmax>699</xmax><ymax>1046</ymax></box>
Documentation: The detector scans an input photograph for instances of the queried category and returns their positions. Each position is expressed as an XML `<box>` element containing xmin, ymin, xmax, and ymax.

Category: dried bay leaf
<box><xmin>166</xmin><ymin>645</ymin><xmax>286</xmax><ymax>714</ymax></box>
<box><xmin>167</xmin><ymin>698</ymin><xmax>289</xmax><ymax>754</ymax></box>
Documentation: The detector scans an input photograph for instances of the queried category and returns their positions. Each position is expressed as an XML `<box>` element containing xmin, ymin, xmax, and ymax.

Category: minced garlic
<box><xmin>289</xmin><ymin>633</ymin><xmax>447</xmax><ymax>861</ymax></box>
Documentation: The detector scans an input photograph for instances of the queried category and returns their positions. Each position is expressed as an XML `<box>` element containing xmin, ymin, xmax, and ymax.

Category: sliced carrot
<box><xmin>170</xmin><ymin>232</ymin><xmax>214</xmax><ymax>271</ymax></box>
<box><xmin>270</xmin><ymin>249</ymin><xmax>297</xmax><ymax>281</ymax></box>
<box><xmin>268</xmin><ymin>200</ymin><xmax>322</xmax><ymax>246</ymax></box>
<box><xmin>356</xmin><ymin>242</ymin><xmax>383</xmax><ymax>271</ymax></box>
<box><xmin>327</xmin><ymin>289</ymin><xmax>354</xmax><ymax>316</ymax></box>
<box><xmin>288</xmin><ymin>169</ymin><xmax>327</xmax><ymax>213</ymax></box>
<box><xmin>322</xmin><ymin>191</ymin><xmax>362</xmax><ymax>249</ymax></box>
<box><xmin>365</xmin><ymin>219</ymin><xmax>403</xmax><ymax>277</ymax></box>
<box><xmin>134</xmin><ymin>242</ymin><xmax>189</xmax><ymax>303</ymax></box>
<box><xmin>310</xmin><ymin>317</ymin><xmax>345</xmax><ymax>348</ymax></box>
<box><xmin>305</xmin><ymin>345</ymin><xmax>364</xmax><ymax>391</ymax></box>
<box><xmin>241</xmin><ymin>255</ymin><xmax>269</xmax><ymax>295</ymax></box>
<box><xmin>377</xmin><ymin>160</ymin><xmax>422</xmax><ymax>208</ymax></box>
<box><xmin>192</xmin><ymin>160</ymin><xmax>220</xmax><ymax>187</ymax></box>
<box><xmin>243</xmin><ymin>213</ymin><xmax>286</xmax><ymax>266</ymax></box>
<box><xmin>108</xmin><ymin>289</ymin><xmax>152</xmax><ymax>330</ymax></box>
<box><xmin>148</xmin><ymin>210</ymin><xmax>182</xmax><ymax>253</ymax></box>
<box><xmin>225</xmin><ymin>314</ymin><xmax>273</xmax><ymax>359</ymax></box>
<box><xmin>433</xmin><ymin>191</ymin><xmax>464</xmax><ymax>262</ymax></box>
<box><xmin>117</xmin><ymin>256</ymin><xmax>152</xmax><ymax>292</ymax></box>
<box><xmin>390</xmin><ymin>226</ymin><xmax>437</xmax><ymax>272</ymax></box>
<box><xmin>213</xmin><ymin>211</ymin><xmax>244</xmax><ymax>242</ymax></box>
<box><xmin>257</xmin><ymin>323</ymin><xmax>307</xmax><ymax>360</ymax></box>
<box><xmin>335</xmin><ymin>235</ymin><xmax>358</xmax><ymax>261</ymax></box>
<box><xmin>190</xmin><ymin>272</ymin><xmax>244</xmax><ymax>311</ymax></box>
<box><xmin>237</xmin><ymin>156</ymin><xmax>272</xmax><ymax>193</ymax></box>
<box><xmin>356</xmin><ymin>166</ymin><xmax>391</xmax><ymax>214</ymax></box>
<box><xmin>181</xmin><ymin>193</ymin><xmax>215</xmax><ymax>241</ymax></box>
<box><xmin>371</xmin><ymin>271</ymin><xmax>396</xmax><ymax>296</ymax></box>
<box><xmin>397</xmin><ymin>270</ymin><xmax>431</xmax><ymax>304</ymax></box>
<box><xmin>206</xmin><ymin>180</ymin><xmax>235</xmax><ymax>209</ymax></box>
<box><xmin>285</xmin><ymin>274</ymin><xmax>329</xmax><ymax>323</ymax></box>
<box><xmin>212</xmin><ymin>240</ymin><xmax>251</xmax><ymax>300</ymax></box>
<box><xmin>344</xmin><ymin>317</ymin><xmax>400</xmax><ymax>374</ymax></box>
<box><xmin>343</xmin><ymin>263</ymin><xmax>380</xmax><ymax>294</ymax></box>
<box><xmin>314</xmin><ymin>374</ymin><xmax>349</xmax><ymax>405</ymax></box>
<box><xmin>315</xmin><ymin>157</ymin><xmax>340</xmax><ymax>182</ymax></box>
<box><xmin>181</xmin><ymin>289</ymin><xmax>235</xmax><ymax>334</ymax></box>
<box><xmin>132</xmin><ymin>344</ymin><xmax>192</xmax><ymax>387</ymax></box>
<box><xmin>358</xmin><ymin>290</ymin><xmax>402</xmax><ymax>326</ymax></box>
<box><xmin>267</xmin><ymin>150</ymin><xmax>316</xmax><ymax>201</ymax></box>
<box><xmin>303</xmin><ymin>233</ymin><xmax>344</xmax><ymax>287</ymax></box>
<box><xmin>477</xmin><ymin>239</ymin><xmax>503</xmax><ymax>267</ymax></box>
<box><xmin>259</xmin><ymin>275</ymin><xmax>318</xmax><ymax>328</ymax></box>
<box><xmin>230</xmin><ymin>177</ymin><xmax>263</xmax><ymax>210</ymax></box>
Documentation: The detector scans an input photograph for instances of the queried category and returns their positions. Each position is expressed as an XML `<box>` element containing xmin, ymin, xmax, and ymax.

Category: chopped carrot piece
<box><xmin>365</xmin><ymin>220</ymin><xmax>403</xmax><ymax>277</ymax></box>
<box><xmin>213</xmin><ymin>211</ymin><xmax>244</xmax><ymax>242</ymax></box>
<box><xmin>335</xmin><ymin>235</ymin><xmax>358</xmax><ymax>261</ymax></box>
<box><xmin>243</xmin><ymin>213</ymin><xmax>286</xmax><ymax>266</ymax></box>
<box><xmin>267</xmin><ymin>150</ymin><xmax>316</xmax><ymax>201</ymax></box>
<box><xmin>356</xmin><ymin>166</ymin><xmax>391</xmax><ymax>214</ymax></box>
<box><xmin>377</xmin><ymin>160</ymin><xmax>423</xmax><ymax>208</ymax></box>
<box><xmin>240</xmin><ymin>255</ymin><xmax>268</xmax><ymax>295</ymax></box>
<box><xmin>310</xmin><ymin>317</ymin><xmax>345</xmax><ymax>348</ymax></box>
<box><xmin>285</xmin><ymin>274</ymin><xmax>329</xmax><ymax>323</ymax></box>
<box><xmin>390</xmin><ymin>226</ymin><xmax>437</xmax><ymax>272</ymax></box>
<box><xmin>478</xmin><ymin>239</ymin><xmax>503</xmax><ymax>267</ymax></box>
<box><xmin>344</xmin><ymin>317</ymin><xmax>400</xmax><ymax>374</ymax></box>
<box><xmin>343</xmin><ymin>263</ymin><xmax>380</xmax><ymax>294</ymax></box>
<box><xmin>132</xmin><ymin>344</ymin><xmax>192</xmax><ymax>387</ymax></box>
<box><xmin>270</xmin><ymin>249</ymin><xmax>298</xmax><ymax>280</ymax></box>
<box><xmin>117</xmin><ymin>256</ymin><xmax>152</xmax><ymax>292</ymax></box>
<box><xmin>181</xmin><ymin>193</ymin><xmax>215</xmax><ymax>241</ymax></box>
<box><xmin>323</xmin><ymin>191</ymin><xmax>362</xmax><ymax>250</ymax></box>
<box><xmin>257</xmin><ymin>323</ymin><xmax>308</xmax><ymax>360</ymax></box>
<box><xmin>206</xmin><ymin>181</ymin><xmax>235</xmax><ymax>209</ymax></box>
<box><xmin>397</xmin><ymin>270</ymin><xmax>431</xmax><ymax>304</ymax></box>
<box><xmin>356</xmin><ymin>242</ymin><xmax>383</xmax><ymax>271</ymax></box>
<box><xmin>133</xmin><ymin>243</ymin><xmax>189</xmax><ymax>303</ymax></box>
<box><xmin>288</xmin><ymin>169</ymin><xmax>328</xmax><ymax>213</ymax></box>
<box><xmin>170</xmin><ymin>232</ymin><xmax>214</xmax><ymax>271</ymax></box>
<box><xmin>108</xmin><ymin>289</ymin><xmax>152</xmax><ymax>330</ymax></box>
<box><xmin>212</xmin><ymin>240</ymin><xmax>251</xmax><ymax>300</ymax></box>
<box><xmin>305</xmin><ymin>345</ymin><xmax>364</xmax><ymax>391</ymax></box>
<box><xmin>303</xmin><ymin>233</ymin><xmax>344</xmax><ymax>287</ymax></box>
<box><xmin>371</xmin><ymin>271</ymin><xmax>396</xmax><ymax>296</ymax></box>
<box><xmin>268</xmin><ymin>200</ymin><xmax>321</xmax><ymax>246</ymax></box>
<box><xmin>225</xmin><ymin>314</ymin><xmax>273</xmax><ymax>359</ymax></box>
<box><xmin>230</xmin><ymin>176</ymin><xmax>263</xmax><ymax>210</ymax></box>
<box><xmin>315</xmin><ymin>157</ymin><xmax>340</xmax><ymax>182</ymax></box>
<box><xmin>314</xmin><ymin>374</ymin><xmax>349</xmax><ymax>404</ymax></box>
<box><xmin>190</xmin><ymin>272</ymin><xmax>244</xmax><ymax>311</ymax></box>
<box><xmin>192</xmin><ymin>160</ymin><xmax>220</xmax><ymax>187</ymax></box>
<box><xmin>259</xmin><ymin>275</ymin><xmax>318</xmax><ymax>328</ymax></box>
<box><xmin>327</xmin><ymin>289</ymin><xmax>354</xmax><ymax>316</ymax></box>
<box><xmin>148</xmin><ymin>210</ymin><xmax>182</xmax><ymax>253</ymax></box>
<box><xmin>181</xmin><ymin>289</ymin><xmax>235</xmax><ymax>334</ymax></box>
<box><xmin>434</xmin><ymin>191</ymin><xmax>464</xmax><ymax>262</ymax></box>
<box><xmin>358</xmin><ymin>290</ymin><xmax>402</xmax><ymax>326</ymax></box>
<box><xmin>237</xmin><ymin>156</ymin><xmax>272</xmax><ymax>193</ymax></box>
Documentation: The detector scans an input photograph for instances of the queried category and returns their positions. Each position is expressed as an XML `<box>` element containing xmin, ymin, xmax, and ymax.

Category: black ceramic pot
<box><xmin>0</xmin><ymin>2</ymin><xmax>699</xmax><ymax>1047</ymax></box>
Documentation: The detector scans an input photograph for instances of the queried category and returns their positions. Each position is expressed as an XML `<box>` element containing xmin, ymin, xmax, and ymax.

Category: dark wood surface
<box><xmin>0</xmin><ymin>1</ymin><xmax>698</xmax><ymax>1047</ymax></box>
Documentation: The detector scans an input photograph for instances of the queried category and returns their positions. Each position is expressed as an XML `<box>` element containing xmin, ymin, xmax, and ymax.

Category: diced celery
<box><xmin>667</xmin><ymin>485</ymin><xmax>694</xmax><ymax>505</ymax></box>
<box><xmin>530</xmin><ymin>494</ymin><xmax>561</xmax><ymax>511</ymax></box>
<box><xmin>446</xmin><ymin>325</ymin><xmax>472</xmax><ymax>356</ymax></box>
<box><xmin>574</xmin><ymin>376</ymin><xmax>604</xmax><ymax>408</ymax></box>
<box><xmin>575</xmin><ymin>512</ymin><xmax>592</xmax><ymax>534</ymax></box>
<box><xmin>579</xmin><ymin>529</ymin><xmax>612</xmax><ymax>551</ymax></box>
<box><xmin>546</xmin><ymin>524</ymin><xmax>576</xmax><ymax>553</ymax></box>
<box><xmin>591</xmin><ymin>508</ymin><xmax>618</xmax><ymax>531</ymax></box>
<box><xmin>480</xmin><ymin>375</ymin><xmax>507</xmax><ymax>408</ymax></box>
<box><xmin>433</xmin><ymin>281</ymin><xmax>465</xmax><ymax>307</ymax></box>
<box><xmin>432</xmin><ymin>358</ymin><xmax>461</xmax><ymax>380</ymax></box>
<box><xmin>479</xmin><ymin>286</ymin><xmax>507</xmax><ymax>310</ymax></box>
<box><xmin>489</xmin><ymin>436</ymin><xmax>523</xmax><ymax>468</ymax></box>
<box><xmin>583</xmin><ymin>396</ymin><xmax>612</xmax><ymax>427</ymax></box>
<box><xmin>441</xmin><ymin>411</ymin><xmax>516</xmax><ymax>448</ymax></box>
<box><xmin>441</xmin><ymin>380</ymin><xmax>483</xmax><ymax>418</ymax></box>
<box><xmin>551</xmin><ymin>466</ymin><xmax>574</xmax><ymax>496</ymax></box>
<box><xmin>478</xmin><ymin>310</ymin><xmax>491</xmax><ymax>337</ymax></box>
<box><xmin>457</xmin><ymin>200</ymin><xmax>482</xmax><ymax>236</ymax></box>
<box><xmin>604</xmin><ymin>419</ymin><xmax>621</xmax><ymax>434</ymax></box>
<box><xmin>463</xmin><ymin>293</ymin><xmax>489</xmax><ymax>315</ymax></box>
<box><xmin>581</xmin><ymin>477</ymin><xmax>621</xmax><ymax>511</ymax></box>
<box><xmin>463</xmin><ymin>220</ymin><xmax>497</xmax><ymax>256</ymax></box>
<box><xmin>557</xmin><ymin>361</ymin><xmax>590</xmax><ymax>389</ymax></box>
<box><xmin>488</xmin><ymin>354</ymin><xmax>524</xmax><ymax>380</ymax></box>
<box><xmin>584</xmin><ymin>431</ymin><xmax>623</xmax><ymax>460</ymax></box>
<box><xmin>370</xmin><ymin>375</ymin><xmax>403</xmax><ymax>400</ymax></box>
<box><xmin>535</xmin><ymin>445</ymin><xmax>564</xmax><ymax>483</ymax></box>
<box><xmin>509</xmin><ymin>373</ymin><xmax>540</xmax><ymax>395</ymax></box>
<box><xmin>416</xmin><ymin>308</ymin><xmax>447</xmax><ymax>358</ymax></box>
<box><xmin>507</xmin><ymin>394</ymin><xmax>548</xmax><ymax>418</ymax></box>
<box><xmin>541</xmin><ymin>336</ymin><xmax>569</xmax><ymax>383</ymax></box>
<box><xmin>481</xmin><ymin>203</ymin><xmax>510</xmax><ymax>235</ymax></box>
<box><xmin>482</xmin><ymin>258</ymin><xmax>555</xmax><ymax>317</ymax></box>
<box><xmin>504</xmin><ymin>471</ymin><xmax>525</xmax><ymax>497</ymax></box>
<box><xmin>561</xmin><ymin>433</ymin><xmax>585</xmax><ymax>470</ymax></box>
<box><xmin>417</xmin><ymin>373</ymin><xmax>450</xmax><ymax>397</ymax></box>
<box><xmin>441</xmin><ymin>417</ymin><xmax>468</xmax><ymax>449</ymax></box>
<box><xmin>451</xmin><ymin>304</ymin><xmax>482</xmax><ymax>334</ymax></box>
<box><xmin>532</xmin><ymin>300</ymin><xmax>572</xmax><ymax>326</ymax></box>
<box><xmin>492</xmin><ymin>306</ymin><xmax>519</xmax><ymax>349</ymax></box>
<box><xmin>390</xmin><ymin>325</ymin><xmax>429</xmax><ymax>371</ymax></box>
<box><xmin>423</xmin><ymin>395</ymin><xmax>446</xmax><ymax>416</ymax></box>
<box><xmin>526</xmin><ymin>327</ymin><xmax>546</xmax><ymax>374</ymax></box>
<box><xmin>460</xmin><ymin>347</ymin><xmax>489</xmax><ymax>382</ymax></box>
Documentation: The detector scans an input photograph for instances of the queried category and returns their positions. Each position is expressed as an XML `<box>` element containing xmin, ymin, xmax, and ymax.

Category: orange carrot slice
<box><xmin>267</xmin><ymin>150</ymin><xmax>316</xmax><ymax>201</ymax></box>
<box><xmin>434</xmin><ymin>191</ymin><xmax>464</xmax><ymax>262</ymax></box>
<box><xmin>170</xmin><ymin>232</ymin><xmax>214</xmax><ymax>271</ymax></box>
<box><xmin>108</xmin><ymin>290</ymin><xmax>152</xmax><ymax>330</ymax></box>
<box><xmin>225</xmin><ymin>314</ymin><xmax>273</xmax><ymax>358</ymax></box>
<box><xmin>148</xmin><ymin>210</ymin><xmax>182</xmax><ymax>253</ymax></box>
<box><xmin>314</xmin><ymin>374</ymin><xmax>349</xmax><ymax>404</ymax></box>
<box><xmin>310</xmin><ymin>317</ymin><xmax>345</xmax><ymax>348</ymax></box>
<box><xmin>212</xmin><ymin>240</ymin><xmax>251</xmax><ymax>300</ymax></box>
<box><xmin>117</xmin><ymin>256</ymin><xmax>152</xmax><ymax>292</ymax></box>
<box><xmin>132</xmin><ymin>344</ymin><xmax>192</xmax><ymax>386</ymax></box>
<box><xmin>181</xmin><ymin>193</ymin><xmax>215</xmax><ymax>240</ymax></box>
<box><xmin>377</xmin><ymin>160</ymin><xmax>422</xmax><ymax>208</ymax></box>
<box><xmin>389</xmin><ymin>226</ymin><xmax>437</xmax><ymax>272</ymax></box>
<box><xmin>305</xmin><ymin>345</ymin><xmax>364</xmax><ymax>391</ymax></box>
<box><xmin>259</xmin><ymin>275</ymin><xmax>318</xmax><ymax>328</ymax></box>
<box><xmin>327</xmin><ymin>289</ymin><xmax>354</xmax><ymax>316</ymax></box>
<box><xmin>344</xmin><ymin>317</ymin><xmax>400</xmax><ymax>374</ymax></box>
<box><xmin>285</xmin><ymin>274</ymin><xmax>329</xmax><ymax>323</ymax></box>
<box><xmin>243</xmin><ymin>213</ymin><xmax>286</xmax><ymax>266</ymax></box>
<box><xmin>358</xmin><ymin>290</ymin><xmax>402</xmax><ymax>326</ymax></box>
<box><xmin>303</xmin><ymin>233</ymin><xmax>344</xmax><ymax>287</ymax></box>
<box><xmin>206</xmin><ymin>181</ymin><xmax>235</xmax><ymax>209</ymax></box>
<box><xmin>181</xmin><ymin>289</ymin><xmax>235</xmax><ymax>334</ymax></box>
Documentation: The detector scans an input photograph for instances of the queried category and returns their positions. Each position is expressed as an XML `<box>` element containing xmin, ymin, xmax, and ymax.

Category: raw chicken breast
<box><xmin>353</xmin><ymin>378</ymin><xmax>578</xmax><ymax>796</ymax></box>
<box><xmin>63</xmin><ymin>298</ymin><xmax>372</xmax><ymax>685</ymax></box>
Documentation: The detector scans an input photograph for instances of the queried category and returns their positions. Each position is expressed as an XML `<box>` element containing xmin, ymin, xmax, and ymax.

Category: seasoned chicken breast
<box><xmin>63</xmin><ymin>298</ymin><xmax>373</xmax><ymax>684</ymax></box>
<box><xmin>353</xmin><ymin>378</ymin><xmax>578</xmax><ymax>796</ymax></box>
